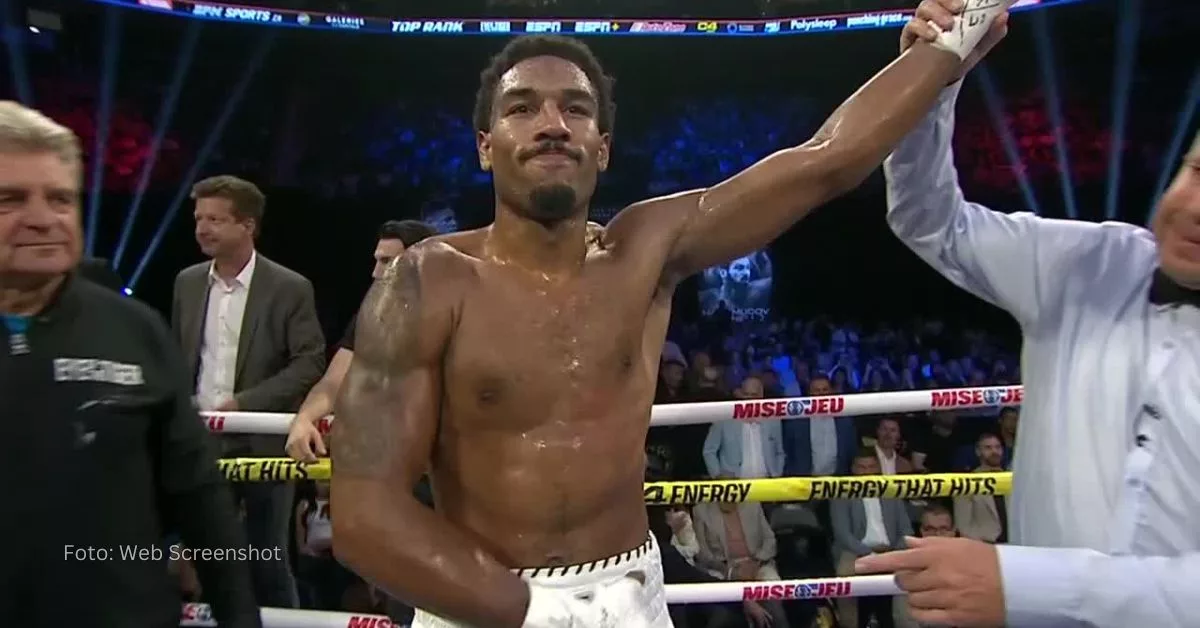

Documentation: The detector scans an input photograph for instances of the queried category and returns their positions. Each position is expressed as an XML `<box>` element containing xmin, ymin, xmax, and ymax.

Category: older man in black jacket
<box><xmin>0</xmin><ymin>100</ymin><xmax>259</xmax><ymax>627</ymax></box>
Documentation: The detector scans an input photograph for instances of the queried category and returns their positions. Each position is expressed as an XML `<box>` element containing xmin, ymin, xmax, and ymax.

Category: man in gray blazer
<box><xmin>703</xmin><ymin>375</ymin><xmax>786</xmax><ymax>479</ymax></box>
<box><xmin>691</xmin><ymin>501</ymin><xmax>790</xmax><ymax>628</ymax></box>
<box><xmin>830</xmin><ymin>447</ymin><xmax>913</xmax><ymax>628</ymax></box>
<box><xmin>171</xmin><ymin>175</ymin><xmax>325</xmax><ymax>609</ymax></box>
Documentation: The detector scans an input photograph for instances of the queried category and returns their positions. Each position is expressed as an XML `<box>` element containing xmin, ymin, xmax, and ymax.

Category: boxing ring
<box><xmin>186</xmin><ymin>385</ymin><xmax>1021</xmax><ymax>628</ymax></box>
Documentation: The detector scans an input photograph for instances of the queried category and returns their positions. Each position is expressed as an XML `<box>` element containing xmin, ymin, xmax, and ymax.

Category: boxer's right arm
<box><xmin>330</xmin><ymin>243</ymin><xmax>531</xmax><ymax>628</ymax></box>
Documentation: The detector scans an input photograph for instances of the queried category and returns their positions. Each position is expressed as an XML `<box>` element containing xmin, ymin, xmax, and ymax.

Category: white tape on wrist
<box><xmin>930</xmin><ymin>0</ymin><xmax>1014</xmax><ymax>60</ymax></box>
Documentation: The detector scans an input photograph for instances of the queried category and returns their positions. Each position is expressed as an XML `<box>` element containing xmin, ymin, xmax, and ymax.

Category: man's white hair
<box><xmin>0</xmin><ymin>100</ymin><xmax>81</xmax><ymax>167</ymax></box>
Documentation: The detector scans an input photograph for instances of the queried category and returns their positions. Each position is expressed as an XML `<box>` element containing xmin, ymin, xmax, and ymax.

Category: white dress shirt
<box><xmin>739</xmin><ymin>422</ymin><xmax>767</xmax><ymax>479</ymax></box>
<box><xmin>885</xmin><ymin>81</ymin><xmax>1199</xmax><ymax>627</ymax></box>
<box><xmin>875</xmin><ymin>445</ymin><xmax>898</xmax><ymax>475</ymax></box>
<box><xmin>810</xmin><ymin>419</ymin><xmax>839</xmax><ymax>476</ymax></box>
<box><xmin>195</xmin><ymin>253</ymin><xmax>256</xmax><ymax>410</ymax></box>
<box><xmin>860</xmin><ymin>498</ymin><xmax>890</xmax><ymax>548</ymax></box>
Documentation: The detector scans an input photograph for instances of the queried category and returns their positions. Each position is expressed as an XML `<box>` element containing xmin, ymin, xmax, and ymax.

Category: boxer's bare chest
<box><xmin>443</xmin><ymin>255</ymin><xmax>668</xmax><ymax>432</ymax></box>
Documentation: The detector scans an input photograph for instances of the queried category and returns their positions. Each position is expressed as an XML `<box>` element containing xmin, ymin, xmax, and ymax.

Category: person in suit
<box><xmin>171</xmin><ymin>174</ymin><xmax>326</xmax><ymax>609</ymax></box>
<box><xmin>703</xmin><ymin>375</ymin><xmax>785</xmax><ymax>480</ymax></box>
<box><xmin>781</xmin><ymin>375</ymin><xmax>859</xmax><ymax>478</ymax></box>
<box><xmin>831</xmin><ymin>448</ymin><xmax>914</xmax><ymax>628</ymax></box>
<box><xmin>692</xmin><ymin>501</ymin><xmax>790</xmax><ymax>628</ymax></box>
<box><xmin>952</xmin><ymin>433</ymin><xmax>1008</xmax><ymax>543</ymax></box>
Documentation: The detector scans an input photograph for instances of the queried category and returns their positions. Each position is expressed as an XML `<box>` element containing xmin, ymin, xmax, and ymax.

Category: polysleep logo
<box><xmin>732</xmin><ymin>396</ymin><xmax>846</xmax><ymax>420</ymax></box>
<box><xmin>929</xmin><ymin>386</ymin><xmax>1022</xmax><ymax>409</ymax></box>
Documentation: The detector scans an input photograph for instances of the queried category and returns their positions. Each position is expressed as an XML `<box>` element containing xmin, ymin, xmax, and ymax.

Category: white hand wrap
<box><xmin>929</xmin><ymin>0</ymin><xmax>1016</xmax><ymax>60</ymax></box>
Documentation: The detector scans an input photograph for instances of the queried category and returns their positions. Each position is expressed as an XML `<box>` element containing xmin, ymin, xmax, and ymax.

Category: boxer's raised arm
<box><xmin>648</xmin><ymin>42</ymin><xmax>963</xmax><ymax>284</ymax></box>
<box><xmin>331</xmin><ymin>244</ymin><xmax>531</xmax><ymax>628</ymax></box>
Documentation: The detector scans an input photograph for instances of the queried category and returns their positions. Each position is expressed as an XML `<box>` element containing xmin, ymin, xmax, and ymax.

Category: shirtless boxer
<box><xmin>331</xmin><ymin>8</ymin><xmax>1013</xmax><ymax>627</ymax></box>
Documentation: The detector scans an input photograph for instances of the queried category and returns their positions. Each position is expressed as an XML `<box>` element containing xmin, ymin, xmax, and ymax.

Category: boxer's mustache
<box><xmin>519</xmin><ymin>142</ymin><xmax>582</xmax><ymax>163</ymax></box>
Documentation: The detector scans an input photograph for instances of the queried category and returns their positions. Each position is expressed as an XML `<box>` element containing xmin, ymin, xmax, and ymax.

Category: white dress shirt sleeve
<box><xmin>998</xmin><ymin>544</ymin><xmax>1200</xmax><ymax>627</ymax></box>
<box><xmin>883</xmin><ymin>81</ymin><xmax>1113</xmax><ymax>328</ymax></box>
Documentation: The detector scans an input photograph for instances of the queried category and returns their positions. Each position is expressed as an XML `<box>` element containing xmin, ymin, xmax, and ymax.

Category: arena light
<box><xmin>1031</xmin><ymin>9</ymin><xmax>1077</xmax><ymax>219</ymax></box>
<box><xmin>84</xmin><ymin>6</ymin><xmax>122</xmax><ymax>257</ymax></box>
<box><xmin>112</xmin><ymin>21</ymin><xmax>202</xmax><ymax>269</ymax></box>
<box><xmin>974</xmin><ymin>62</ymin><xmax>1041</xmax><ymax>213</ymax></box>
<box><xmin>1146</xmin><ymin>63</ymin><xmax>1200</xmax><ymax>223</ymax></box>
<box><xmin>1104</xmin><ymin>0</ymin><xmax>1140</xmax><ymax>221</ymax></box>
<box><xmin>128</xmin><ymin>33</ymin><xmax>276</xmax><ymax>291</ymax></box>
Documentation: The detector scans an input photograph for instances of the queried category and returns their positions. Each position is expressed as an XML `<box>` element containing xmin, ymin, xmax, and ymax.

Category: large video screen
<box><xmin>698</xmin><ymin>250</ymin><xmax>773</xmax><ymax>322</ymax></box>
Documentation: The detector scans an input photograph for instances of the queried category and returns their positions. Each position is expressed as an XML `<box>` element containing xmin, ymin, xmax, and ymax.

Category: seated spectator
<box><xmin>872</xmin><ymin>417</ymin><xmax>914</xmax><ymax>475</ymax></box>
<box><xmin>953</xmin><ymin>433</ymin><xmax>1009</xmax><ymax>544</ymax></box>
<box><xmin>831</xmin><ymin>448</ymin><xmax>913</xmax><ymax>628</ymax></box>
<box><xmin>917</xmin><ymin>503</ymin><xmax>959</xmax><ymax>538</ymax></box>
<box><xmin>782</xmin><ymin>375</ymin><xmax>859</xmax><ymax>478</ymax></box>
<box><xmin>951</xmin><ymin>407</ymin><xmax>1018</xmax><ymax>470</ymax></box>
<box><xmin>909</xmin><ymin>411</ymin><xmax>972</xmax><ymax>473</ymax></box>
<box><xmin>692</xmin><ymin>501</ymin><xmax>790</xmax><ymax>628</ymax></box>
<box><xmin>703</xmin><ymin>376</ymin><xmax>785</xmax><ymax>480</ymax></box>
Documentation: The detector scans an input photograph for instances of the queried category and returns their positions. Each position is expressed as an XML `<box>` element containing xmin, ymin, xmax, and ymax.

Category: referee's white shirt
<box><xmin>884</xmin><ymin>81</ymin><xmax>1200</xmax><ymax>627</ymax></box>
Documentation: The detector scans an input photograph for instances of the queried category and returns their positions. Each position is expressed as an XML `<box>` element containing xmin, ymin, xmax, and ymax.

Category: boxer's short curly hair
<box><xmin>473</xmin><ymin>35</ymin><xmax>616</xmax><ymax>135</ymax></box>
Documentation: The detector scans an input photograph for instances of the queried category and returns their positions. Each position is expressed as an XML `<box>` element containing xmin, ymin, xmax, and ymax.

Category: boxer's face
<box><xmin>480</xmin><ymin>56</ymin><xmax>610</xmax><ymax>225</ymax></box>
<box><xmin>0</xmin><ymin>151</ymin><xmax>82</xmax><ymax>283</ymax></box>
<box><xmin>1154</xmin><ymin>136</ymin><xmax>1200</xmax><ymax>287</ymax></box>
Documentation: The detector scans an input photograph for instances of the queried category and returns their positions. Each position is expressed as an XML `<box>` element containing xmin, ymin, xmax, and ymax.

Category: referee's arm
<box><xmin>151</xmin><ymin>318</ymin><xmax>262</xmax><ymax>627</ymax></box>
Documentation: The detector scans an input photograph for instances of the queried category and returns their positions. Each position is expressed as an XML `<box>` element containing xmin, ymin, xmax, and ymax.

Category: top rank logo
<box><xmin>930</xmin><ymin>386</ymin><xmax>1022</xmax><ymax>409</ymax></box>
<box><xmin>732</xmin><ymin>396</ymin><xmax>846</xmax><ymax>420</ymax></box>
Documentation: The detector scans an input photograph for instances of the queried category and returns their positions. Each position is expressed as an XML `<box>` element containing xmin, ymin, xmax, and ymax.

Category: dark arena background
<box><xmin>5</xmin><ymin>0</ymin><xmax>1198</xmax><ymax>625</ymax></box>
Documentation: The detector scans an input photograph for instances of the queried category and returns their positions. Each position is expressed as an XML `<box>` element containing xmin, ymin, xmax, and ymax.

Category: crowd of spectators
<box><xmin>642</xmin><ymin>317</ymin><xmax>1020</xmax><ymax>628</ymax></box>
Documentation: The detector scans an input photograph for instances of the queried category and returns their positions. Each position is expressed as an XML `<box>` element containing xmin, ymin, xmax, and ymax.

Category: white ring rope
<box><xmin>200</xmin><ymin>385</ymin><xmax>1024</xmax><ymax>434</ymax></box>
<box><xmin>186</xmin><ymin>385</ymin><xmax>1018</xmax><ymax>625</ymax></box>
<box><xmin>180</xmin><ymin>575</ymin><xmax>901</xmax><ymax>627</ymax></box>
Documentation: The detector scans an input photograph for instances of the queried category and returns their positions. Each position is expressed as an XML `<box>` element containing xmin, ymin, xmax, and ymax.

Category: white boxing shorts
<box><xmin>412</xmin><ymin>533</ymin><xmax>673</xmax><ymax>628</ymax></box>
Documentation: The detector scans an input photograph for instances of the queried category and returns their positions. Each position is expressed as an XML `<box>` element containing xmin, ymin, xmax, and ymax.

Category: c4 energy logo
<box><xmin>644</xmin><ymin>481</ymin><xmax>752</xmax><ymax>505</ymax></box>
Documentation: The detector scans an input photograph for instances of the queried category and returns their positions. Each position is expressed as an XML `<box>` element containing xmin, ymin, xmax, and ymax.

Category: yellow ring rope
<box><xmin>217</xmin><ymin>458</ymin><xmax>1011</xmax><ymax>502</ymax></box>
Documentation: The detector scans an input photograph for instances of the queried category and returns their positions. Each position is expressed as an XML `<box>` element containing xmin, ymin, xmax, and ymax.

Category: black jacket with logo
<box><xmin>0</xmin><ymin>275</ymin><xmax>260</xmax><ymax>627</ymax></box>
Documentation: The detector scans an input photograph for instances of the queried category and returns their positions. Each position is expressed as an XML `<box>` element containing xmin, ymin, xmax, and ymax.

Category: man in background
<box><xmin>831</xmin><ymin>448</ymin><xmax>913</xmax><ymax>628</ymax></box>
<box><xmin>692</xmin><ymin>500</ymin><xmax>791</xmax><ymax>628</ymax></box>
<box><xmin>286</xmin><ymin>219</ymin><xmax>436</xmax><ymax>462</ymax></box>
<box><xmin>703</xmin><ymin>375</ymin><xmax>786</xmax><ymax>480</ymax></box>
<box><xmin>171</xmin><ymin>174</ymin><xmax>326</xmax><ymax>609</ymax></box>
<box><xmin>953</xmin><ymin>433</ymin><xmax>1008</xmax><ymax>543</ymax></box>
<box><xmin>917</xmin><ymin>504</ymin><xmax>958</xmax><ymax>539</ymax></box>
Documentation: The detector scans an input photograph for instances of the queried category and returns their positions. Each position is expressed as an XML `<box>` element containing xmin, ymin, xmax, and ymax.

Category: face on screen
<box><xmin>1154</xmin><ymin>136</ymin><xmax>1200</xmax><ymax>288</ymax></box>
<box><xmin>728</xmin><ymin>256</ymin><xmax>753</xmax><ymax>282</ymax></box>
<box><xmin>479</xmin><ymin>56</ymin><xmax>610</xmax><ymax>226</ymax></box>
